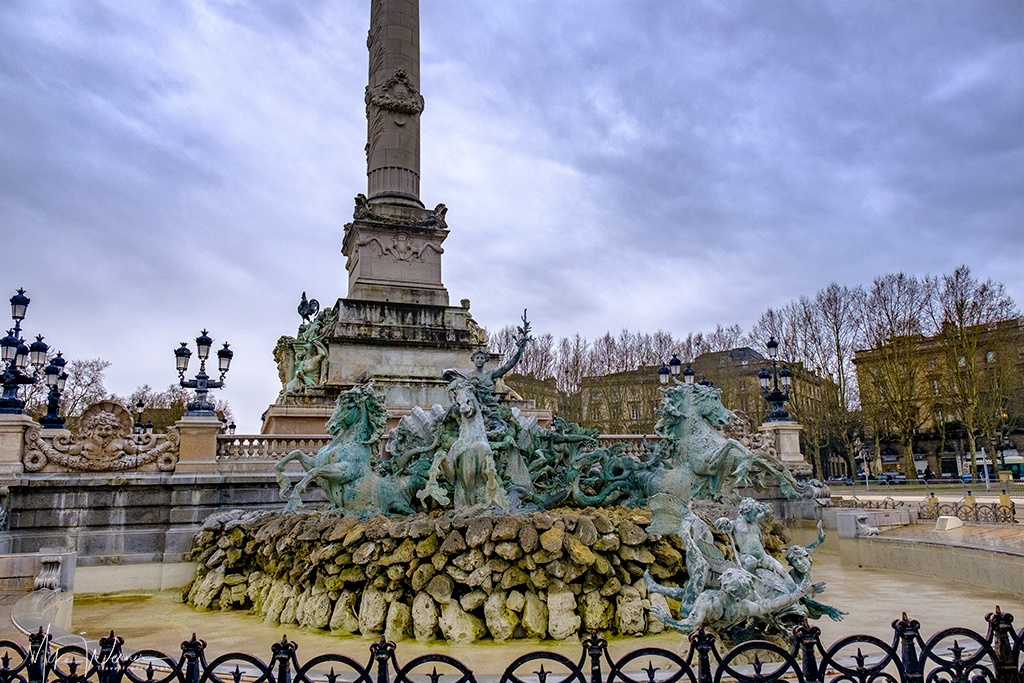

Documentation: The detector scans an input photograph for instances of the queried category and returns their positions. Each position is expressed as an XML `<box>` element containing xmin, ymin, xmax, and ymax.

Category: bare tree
<box><xmin>521</xmin><ymin>333</ymin><xmax>557</xmax><ymax>379</ymax></box>
<box><xmin>648</xmin><ymin>330</ymin><xmax>677</xmax><ymax>366</ymax></box>
<box><xmin>925</xmin><ymin>265</ymin><xmax>1019</xmax><ymax>478</ymax></box>
<box><xmin>555</xmin><ymin>333</ymin><xmax>591</xmax><ymax>395</ymax></box>
<box><xmin>861</xmin><ymin>273</ymin><xmax>932</xmax><ymax>476</ymax></box>
<box><xmin>815</xmin><ymin>283</ymin><xmax>867</xmax><ymax>473</ymax></box>
<box><xmin>589</xmin><ymin>333</ymin><xmax>618</xmax><ymax>376</ymax></box>
<box><xmin>487</xmin><ymin>326</ymin><xmax>517</xmax><ymax>359</ymax></box>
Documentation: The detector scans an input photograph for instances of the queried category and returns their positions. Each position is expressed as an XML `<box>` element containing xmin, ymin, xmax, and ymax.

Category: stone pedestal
<box><xmin>0</xmin><ymin>414</ymin><xmax>35</xmax><ymax>476</ymax></box>
<box><xmin>342</xmin><ymin>205</ymin><xmax>450</xmax><ymax>306</ymax></box>
<box><xmin>263</xmin><ymin>297</ymin><xmax>490</xmax><ymax>434</ymax></box>
<box><xmin>174</xmin><ymin>417</ymin><xmax>222</xmax><ymax>472</ymax></box>
<box><xmin>759</xmin><ymin>420</ymin><xmax>813</xmax><ymax>478</ymax></box>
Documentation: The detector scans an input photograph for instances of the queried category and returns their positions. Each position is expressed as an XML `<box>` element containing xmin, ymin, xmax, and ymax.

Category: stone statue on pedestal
<box><xmin>274</xmin><ymin>295</ymin><xmax>337</xmax><ymax>396</ymax></box>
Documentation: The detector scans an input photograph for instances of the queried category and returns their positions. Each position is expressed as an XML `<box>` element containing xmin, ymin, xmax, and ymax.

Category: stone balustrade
<box><xmin>590</xmin><ymin>434</ymin><xmax>661</xmax><ymax>456</ymax></box>
<box><xmin>216</xmin><ymin>434</ymin><xmax>331</xmax><ymax>461</ymax></box>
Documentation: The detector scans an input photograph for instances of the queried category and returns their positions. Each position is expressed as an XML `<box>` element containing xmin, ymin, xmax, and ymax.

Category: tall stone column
<box><xmin>342</xmin><ymin>0</ymin><xmax>450</xmax><ymax>306</ymax></box>
<box><xmin>366</xmin><ymin>0</ymin><xmax>424</xmax><ymax>208</ymax></box>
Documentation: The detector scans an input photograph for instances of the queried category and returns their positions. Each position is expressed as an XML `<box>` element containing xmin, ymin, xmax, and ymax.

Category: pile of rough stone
<box><xmin>184</xmin><ymin>507</ymin><xmax>707</xmax><ymax>643</ymax></box>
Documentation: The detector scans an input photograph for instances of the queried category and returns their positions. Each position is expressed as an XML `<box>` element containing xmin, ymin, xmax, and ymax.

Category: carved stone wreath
<box><xmin>23</xmin><ymin>400</ymin><xmax>180</xmax><ymax>472</ymax></box>
<box><xmin>365</xmin><ymin>69</ymin><xmax>424</xmax><ymax>116</ymax></box>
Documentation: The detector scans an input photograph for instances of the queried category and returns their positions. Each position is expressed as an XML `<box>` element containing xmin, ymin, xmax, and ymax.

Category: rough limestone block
<box><xmin>438</xmin><ymin>600</ymin><xmax>486</xmax><ymax>644</ymax></box>
<box><xmin>484</xmin><ymin>592</ymin><xmax>518</xmax><ymax>641</ymax></box>
<box><xmin>358</xmin><ymin>588</ymin><xmax>387</xmax><ymax>635</ymax></box>
<box><xmin>189</xmin><ymin>566</ymin><xmax>226</xmax><ymax>610</ymax></box>
<box><xmin>506</xmin><ymin>590</ymin><xmax>525</xmax><ymax>613</ymax></box>
<box><xmin>522</xmin><ymin>591</ymin><xmax>548</xmax><ymax>638</ymax></box>
<box><xmin>580</xmin><ymin>590</ymin><xmax>612</xmax><ymax>631</ymax></box>
<box><xmin>547</xmin><ymin>588</ymin><xmax>581</xmax><ymax>640</ymax></box>
<box><xmin>330</xmin><ymin>590</ymin><xmax>360</xmax><ymax>633</ymax></box>
<box><xmin>935</xmin><ymin>516</ymin><xmax>964</xmax><ymax>531</ymax></box>
<box><xmin>301</xmin><ymin>591</ymin><xmax>333</xmax><ymax>630</ymax></box>
<box><xmin>412</xmin><ymin>592</ymin><xmax>439</xmax><ymax>641</ymax></box>
<box><xmin>615</xmin><ymin>586</ymin><xmax>645</xmax><ymax>635</ymax></box>
<box><xmin>384</xmin><ymin>601</ymin><xmax>413</xmax><ymax>642</ymax></box>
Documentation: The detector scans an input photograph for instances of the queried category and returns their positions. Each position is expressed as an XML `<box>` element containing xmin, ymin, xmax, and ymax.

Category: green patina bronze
<box><xmin>274</xmin><ymin>382</ymin><xmax>427</xmax><ymax>515</ymax></box>
<box><xmin>649</xmin><ymin>382</ymin><xmax>804</xmax><ymax>502</ymax></box>
<box><xmin>275</xmin><ymin>313</ymin><xmax>808</xmax><ymax>517</ymax></box>
<box><xmin>644</xmin><ymin>493</ymin><xmax>846</xmax><ymax>638</ymax></box>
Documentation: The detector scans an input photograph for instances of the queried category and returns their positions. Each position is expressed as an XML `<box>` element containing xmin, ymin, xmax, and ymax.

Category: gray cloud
<box><xmin>1</xmin><ymin>0</ymin><xmax>1020</xmax><ymax>431</ymax></box>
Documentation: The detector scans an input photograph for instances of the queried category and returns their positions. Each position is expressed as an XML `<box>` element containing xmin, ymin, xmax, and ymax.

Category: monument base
<box><xmin>263</xmin><ymin>297</ymin><xmax>552</xmax><ymax>434</ymax></box>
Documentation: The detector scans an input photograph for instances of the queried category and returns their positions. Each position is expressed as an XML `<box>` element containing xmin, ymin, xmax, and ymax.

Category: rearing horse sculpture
<box><xmin>275</xmin><ymin>383</ymin><xmax>421</xmax><ymax>515</ymax></box>
<box><xmin>653</xmin><ymin>382</ymin><xmax>800</xmax><ymax>501</ymax></box>
<box><xmin>417</xmin><ymin>376</ymin><xmax>509</xmax><ymax>510</ymax></box>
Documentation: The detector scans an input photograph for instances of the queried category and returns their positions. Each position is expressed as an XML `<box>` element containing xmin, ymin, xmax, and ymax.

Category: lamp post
<box><xmin>1</xmin><ymin>289</ymin><xmax>62</xmax><ymax>417</ymax></box>
<box><xmin>175</xmin><ymin>330</ymin><xmax>233</xmax><ymax>417</ymax></box>
<box><xmin>758</xmin><ymin>337</ymin><xmax>793</xmax><ymax>422</ymax></box>
<box><xmin>134</xmin><ymin>400</ymin><xmax>146</xmax><ymax>435</ymax></box>
<box><xmin>657</xmin><ymin>355</ymin><xmax>690</xmax><ymax>386</ymax></box>
<box><xmin>38</xmin><ymin>352</ymin><xmax>68</xmax><ymax>427</ymax></box>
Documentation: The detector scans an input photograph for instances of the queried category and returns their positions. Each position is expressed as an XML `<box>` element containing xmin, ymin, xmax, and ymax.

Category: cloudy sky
<box><xmin>2</xmin><ymin>1</ymin><xmax>1021</xmax><ymax>432</ymax></box>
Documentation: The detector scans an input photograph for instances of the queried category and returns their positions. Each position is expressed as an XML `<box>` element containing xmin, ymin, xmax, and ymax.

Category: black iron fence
<box><xmin>831</xmin><ymin>495</ymin><xmax>1017</xmax><ymax>524</ymax></box>
<box><xmin>1</xmin><ymin>607</ymin><xmax>1022</xmax><ymax>683</ymax></box>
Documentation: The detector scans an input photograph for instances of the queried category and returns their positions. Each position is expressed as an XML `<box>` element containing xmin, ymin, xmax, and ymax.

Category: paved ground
<box><xmin>0</xmin><ymin>593</ymin><xmax>21</xmax><ymax>641</ymax></box>
<box><xmin>1</xmin><ymin>543</ymin><xmax>1018</xmax><ymax>672</ymax></box>
<box><xmin>877</xmin><ymin>523</ymin><xmax>1024</xmax><ymax>555</ymax></box>
<box><xmin>831</xmin><ymin>485</ymin><xmax>1024</xmax><ymax>503</ymax></box>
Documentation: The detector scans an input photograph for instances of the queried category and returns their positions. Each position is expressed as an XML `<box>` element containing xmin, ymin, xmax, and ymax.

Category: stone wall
<box><xmin>184</xmin><ymin>507</ymin><xmax>707</xmax><ymax>642</ymax></box>
<box><xmin>1</xmin><ymin>472</ymin><xmax>323</xmax><ymax>567</ymax></box>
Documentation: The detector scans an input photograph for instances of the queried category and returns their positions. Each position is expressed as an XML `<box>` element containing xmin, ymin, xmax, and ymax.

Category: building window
<box><xmin>630</xmin><ymin>406</ymin><xmax>638</xmax><ymax>420</ymax></box>
<box><xmin>958</xmin><ymin>356</ymin><xmax>966</xmax><ymax>367</ymax></box>
<box><xmin>928</xmin><ymin>359</ymin><xmax>937</xmax><ymax>370</ymax></box>
<box><xmin>987</xmin><ymin>351</ymin><xmax>995</xmax><ymax>363</ymax></box>
<box><xmin>932</xmin><ymin>380</ymin><xmax>940</xmax><ymax>396</ymax></box>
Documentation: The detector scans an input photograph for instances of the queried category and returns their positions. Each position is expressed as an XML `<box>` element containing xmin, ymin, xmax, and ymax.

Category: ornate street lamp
<box><xmin>682</xmin><ymin>363</ymin><xmax>695</xmax><ymax>385</ymax></box>
<box><xmin>175</xmin><ymin>330</ymin><xmax>233</xmax><ymax>417</ymax></box>
<box><xmin>134</xmin><ymin>400</ymin><xmax>146</xmax><ymax>435</ymax></box>
<box><xmin>38</xmin><ymin>352</ymin><xmax>68</xmax><ymax>427</ymax></box>
<box><xmin>658</xmin><ymin>355</ymin><xmax>688</xmax><ymax>386</ymax></box>
<box><xmin>0</xmin><ymin>289</ymin><xmax>62</xmax><ymax>417</ymax></box>
<box><xmin>759</xmin><ymin>337</ymin><xmax>793</xmax><ymax>422</ymax></box>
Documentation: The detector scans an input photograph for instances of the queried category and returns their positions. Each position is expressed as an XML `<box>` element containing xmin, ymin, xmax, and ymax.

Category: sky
<box><xmin>1</xmin><ymin>1</ymin><xmax>1022</xmax><ymax>433</ymax></box>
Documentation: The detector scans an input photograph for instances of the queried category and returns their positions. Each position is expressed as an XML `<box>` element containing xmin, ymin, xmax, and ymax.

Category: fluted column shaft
<box><xmin>366</xmin><ymin>0</ymin><xmax>424</xmax><ymax>207</ymax></box>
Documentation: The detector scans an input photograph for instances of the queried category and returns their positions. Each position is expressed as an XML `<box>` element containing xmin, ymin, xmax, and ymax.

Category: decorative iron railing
<box><xmin>216</xmin><ymin>435</ymin><xmax>331</xmax><ymax>461</ymax></box>
<box><xmin>831</xmin><ymin>495</ymin><xmax>1017</xmax><ymax>524</ymax></box>
<box><xmin>1</xmin><ymin>608</ymin><xmax>1021</xmax><ymax>683</ymax></box>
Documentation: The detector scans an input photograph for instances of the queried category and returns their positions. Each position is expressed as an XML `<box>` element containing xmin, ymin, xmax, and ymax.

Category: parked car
<box><xmin>826</xmin><ymin>476</ymin><xmax>854</xmax><ymax>486</ymax></box>
<box><xmin>877</xmin><ymin>472</ymin><xmax>907</xmax><ymax>483</ymax></box>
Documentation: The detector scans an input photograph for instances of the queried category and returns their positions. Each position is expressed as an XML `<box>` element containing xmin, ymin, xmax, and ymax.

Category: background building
<box><xmin>854</xmin><ymin>318</ymin><xmax>1023</xmax><ymax>477</ymax></box>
